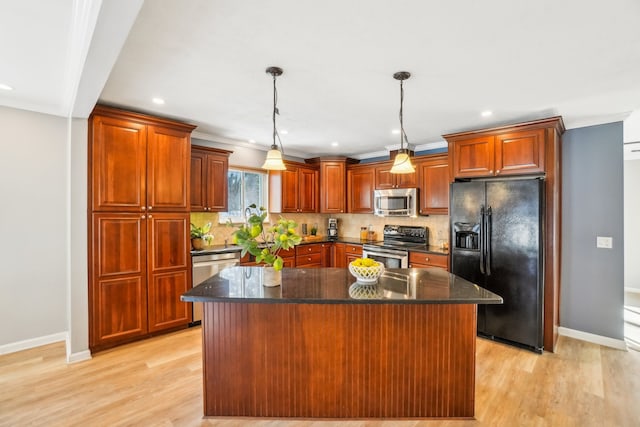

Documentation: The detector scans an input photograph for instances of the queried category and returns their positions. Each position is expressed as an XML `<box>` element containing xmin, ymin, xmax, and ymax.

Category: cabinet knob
<box><xmin>141</xmin><ymin>206</ymin><xmax>146</xmax><ymax>211</ymax></box>
<box><xmin>496</xmin><ymin>170</ymin><xmax>501</xmax><ymax>174</ymax></box>
<box><xmin>425</xmin><ymin>257</ymin><xmax>430</xmax><ymax>261</ymax></box>
<box><xmin>148</xmin><ymin>214</ymin><xmax>153</xmax><ymax>218</ymax></box>
<box><xmin>141</xmin><ymin>215</ymin><xmax>146</xmax><ymax>219</ymax></box>
<box><xmin>148</xmin><ymin>206</ymin><xmax>153</xmax><ymax>210</ymax></box>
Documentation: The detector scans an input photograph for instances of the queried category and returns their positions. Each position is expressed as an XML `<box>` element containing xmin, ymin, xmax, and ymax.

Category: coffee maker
<box><xmin>327</xmin><ymin>218</ymin><xmax>338</xmax><ymax>240</ymax></box>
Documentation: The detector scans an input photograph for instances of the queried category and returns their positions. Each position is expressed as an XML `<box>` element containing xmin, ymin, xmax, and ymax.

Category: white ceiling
<box><xmin>2</xmin><ymin>0</ymin><xmax>640</xmax><ymax>158</ymax></box>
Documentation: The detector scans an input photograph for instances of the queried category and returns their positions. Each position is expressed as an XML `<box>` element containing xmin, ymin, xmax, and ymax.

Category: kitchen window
<box><xmin>219</xmin><ymin>168</ymin><xmax>268</xmax><ymax>224</ymax></box>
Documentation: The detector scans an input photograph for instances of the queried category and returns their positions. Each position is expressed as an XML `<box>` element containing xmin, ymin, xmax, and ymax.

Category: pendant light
<box><xmin>389</xmin><ymin>71</ymin><xmax>415</xmax><ymax>174</ymax></box>
<box><xmin>261</xmin><ymin>66</ymin><xmax>287</xmax><ymax>170</ymax></box>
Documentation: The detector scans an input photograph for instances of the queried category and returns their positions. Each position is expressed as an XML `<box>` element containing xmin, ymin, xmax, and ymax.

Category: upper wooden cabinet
<box><xmin>90</xmin><ymin>106</ymin><xmax>195</xmax><ymax>212</ymax></box>
<box><xmin>306</xmin><ymin>157</ymin><xmax>357</xmax><ymax>214</ymax></box>
<box><xmin>446</xmin><ymin>125</ymin><xmax>547</xmax><ymax>179</ymax></box>
<box><xmin>269</xmin><ymin>161</ymin><xmax>319</xmax><ymax>213</ymax></box>
<box><xmin>347</xmin><ymin>164</ymin><xmax>375</xmax><ymax>213</ymax></box>
<box><xmin>375</xmin><ymin>164</ymin><xmax>417</xmax><ymax>189</ymax></box>
<box><xmin>190</xmin><ymin>146</ymin><xmax>232</xmax><ymax>212</ymax></box>
<box><xmin>415</xmin><ymin>154</ymin><xmax>449</xmax><ymax>215</ymax></box>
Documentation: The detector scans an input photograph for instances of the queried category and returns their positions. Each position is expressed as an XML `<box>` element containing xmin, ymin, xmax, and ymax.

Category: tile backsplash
<box><xmin>190</xmin><ymin>211</ymin><xmax>450</xmax><ymax>248</ymax></box>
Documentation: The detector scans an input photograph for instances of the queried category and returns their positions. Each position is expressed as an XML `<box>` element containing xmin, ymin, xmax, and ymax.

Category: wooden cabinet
<box><xmin>345</xmin><ymin>244</ymin><xmax>363</xmax><ymax>265</ymax></box>
<box><xmin>444</xmin><ymin>116</ymin><xmax>565</xmax><ymax>351</ymax></box>
<box><xmin>347</xmin><ymin>165</ymin><xmax>375</xmax><ymax>213</ymax></box>
<box><xmin>329</xmin><ymin>242</ymin><xmax>361</xmax><ymax>267</ymax></box>
<box><xmin>240</xmin><ymin>248</ymin><xmax>295</xmax><ymax>267</ymax></box>
<box><xmin>89</xmin><ymin>105</ymin><xmax>195</xmax><ymax>352</ymax></box>
<box><xmin>296</xmin><ymin>243</ymin><xmax>323</xmax><ymax>268</ymax></box>
<box><xmin>306</xmin><ymin>157</ymin><xmax>357</xmax><ymax>214</ymax></box>
<box><xmin>91</xmin><ymin>108</ymin><xmax>192</xmax><ymax>212</ymax></box>
<box><xmin>415</xmin><ymin>154</ymin><xmax>449</xmax><ymax>215</ymax></box>
<box><xmin>375</xmin><ymin>164</ymin><xmax>417</xmax><ymax>189</ymax></box>
<box><xmin>448</xmin><ymin>129</ymin><xmax>545</xmax><ymax>179</ymax></box>
<box><xmin>409</xmin><ymin>252</ymin><xmax>449</xmax><ymax>270</ymax></box>
<box><xmin>269</xmin><ymin>162</ymin><xmax>319</xmax><ymax>213</ymax></box>
<box><xmin>190</xmin><ymin>146</ymin><xmax>232</xmax><ymax>212</ymax></box>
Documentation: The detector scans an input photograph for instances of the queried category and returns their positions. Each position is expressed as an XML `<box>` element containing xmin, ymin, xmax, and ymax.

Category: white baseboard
<box><xmin>625</xmin><ymin>287</ymin><xmax>640</xmax><ymax>294</ymax></box>
<box><xmin>558</xmin><ymin>327</ymin><xmax>628</xmax><ymax>350</ymax></box>
<box><xmin>67</xmin><ymin>349</ymin><xmax>92</xmax><ymax>364</ymax></box>
<box><xmin>0</xmin><ymin>332</ymin><xmax>68</xmax><ymax>355</ymax></box>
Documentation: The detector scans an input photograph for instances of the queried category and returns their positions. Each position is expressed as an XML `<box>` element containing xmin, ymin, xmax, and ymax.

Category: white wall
<box><xmin>625</xmin><ymin>159</ymin><xmax>640</xmax><ymax>291</ymax></box>
<box><xmin>0</xmin><ymin>107</ymin><xmax>69</xmax><ymax>349</ymax></box>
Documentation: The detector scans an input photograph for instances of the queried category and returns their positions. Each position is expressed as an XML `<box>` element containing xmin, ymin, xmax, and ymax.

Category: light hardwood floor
<box><xmin>1</xmin><ymin>327</ymin><xmax>639</xmax><ymax>427</ymax></box>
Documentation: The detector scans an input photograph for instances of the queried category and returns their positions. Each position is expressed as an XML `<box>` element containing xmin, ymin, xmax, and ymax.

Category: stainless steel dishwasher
<box><xmin>191</xmin><ymin>251</ymin><xmax>240</xmax><ymax>324</ymax></box>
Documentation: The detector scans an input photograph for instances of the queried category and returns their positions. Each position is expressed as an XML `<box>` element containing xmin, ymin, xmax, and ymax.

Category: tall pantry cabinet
<box><xmin>88</xmin><ymin>105</ymin><xmax>196</xmax><ymax>352</ymax></box>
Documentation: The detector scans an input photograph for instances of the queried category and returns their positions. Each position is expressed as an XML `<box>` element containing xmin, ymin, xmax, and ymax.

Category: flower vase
<box><xmin>263</xmin><ymin>266</ymin><xmax>282</xmax><ymax>287</ymax></box>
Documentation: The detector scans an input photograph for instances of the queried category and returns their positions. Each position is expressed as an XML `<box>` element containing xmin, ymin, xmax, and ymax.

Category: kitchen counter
<box><xmin>190</xmin><ymin>237</ymin><xmax>450</xmax><ymax>256</ymax></box>
<box><xmin>181</xmin><ymin>266</ymin><xmax>499</xmax><ymax>305</ymax></box>
<box><xmin>182</xmin><ymin>266</ymin><xmax>500</xmax><ymax>419</ymax></box>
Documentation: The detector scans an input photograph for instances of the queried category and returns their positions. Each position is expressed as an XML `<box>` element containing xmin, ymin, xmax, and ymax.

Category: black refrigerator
<box><xmin>450</xmin><ymin>178</ymin><xmax>544</xmax><ymax>353</ymax></box>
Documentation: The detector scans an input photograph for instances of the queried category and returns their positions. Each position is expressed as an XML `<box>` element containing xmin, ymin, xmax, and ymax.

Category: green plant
<box><xmin>190</xmin><ymin>222</ymin><xmax>213</xmax><ymax>243</ymax></box>
<box><xmin>231</xmin><ymin>204</ymin><xmax>302</xmax><ymax>271</ymax></box>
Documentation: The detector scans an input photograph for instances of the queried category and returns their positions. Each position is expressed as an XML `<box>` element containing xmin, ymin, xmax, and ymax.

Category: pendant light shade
<box><xmin>262</xmin><ymin>144</ymin><xmax>286</xmax><ymax>170</ymax></box>
<box><xmin>390</xmin><ymin>71</ymin><xmax>415</xmax><ymax>174</ymax></box>
<box><xmin>262</xmin><ymin>66</ymin><xmax>287</xmax><ymax>171</ymax></box>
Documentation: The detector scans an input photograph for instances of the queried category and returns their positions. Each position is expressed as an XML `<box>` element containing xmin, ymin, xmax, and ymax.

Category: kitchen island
<box><xmin>181</xmin><ymin>266</ymin><xmax>501</xmax><ymax>419</ymax></box>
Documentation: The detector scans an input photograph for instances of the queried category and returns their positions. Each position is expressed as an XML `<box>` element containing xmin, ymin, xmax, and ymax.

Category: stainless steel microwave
<box><xmin>374</xmin><ymin>188</ymin><xmax>417</xmax><ymax>217</ymax></box>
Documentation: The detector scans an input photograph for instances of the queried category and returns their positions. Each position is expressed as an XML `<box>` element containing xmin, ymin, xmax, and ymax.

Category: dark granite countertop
<box><xmin>181</xmin><ymin>266</ymin><xmax>502</xmax><ymax>305</ymax></box>
<box><xmin>190</xmin><ymin>237</ymin><xmax>373</xmax><ymax>256</ymax></box>
<box><xmin>191</xmin><ymin>238</ymin><xmax>449</xmax><ymax>256</ymax></box>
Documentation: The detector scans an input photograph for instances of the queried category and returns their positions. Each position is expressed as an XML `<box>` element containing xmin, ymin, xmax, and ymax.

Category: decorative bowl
<box><xmin>348</xmin><ymin>261</ymin><xmax>384</xmax><ymax>284</ymax></box>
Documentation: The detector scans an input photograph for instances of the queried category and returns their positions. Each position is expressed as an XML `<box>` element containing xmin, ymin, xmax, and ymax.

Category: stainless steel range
<box><xmin>362</xmin><ymin>225</ymin><xmax>428</xmax><ymax>268</ymax></box>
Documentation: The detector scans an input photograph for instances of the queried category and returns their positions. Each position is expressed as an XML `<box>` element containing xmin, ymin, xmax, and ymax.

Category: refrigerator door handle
<box><xmin>479</xmin><ymin>205</ymin><xmax>485</xmax><ymax>274</ymax></box>
<box><xmin>486</xmin><ymin>206</ymin><xmax>492</xmax><ymax>276</ymax></box>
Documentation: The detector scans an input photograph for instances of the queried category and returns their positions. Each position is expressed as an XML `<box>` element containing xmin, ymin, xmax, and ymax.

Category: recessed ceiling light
<box><xmin>481</xmin><ymin>110</ymin><xmax>493</xmax><ymax>117</ymax></box>
<box><xmin>280</xmin><ymin>129</ymin><xmax>288</xmax><ymax>135</ymax></box>
<box><xmin>0</xmin><ymin>83</ymin><xmax>13</xmax><ymax>91</ymax></box>
<box><xmin>331</xmin><ymin>141</ymin><xmax>339</xmax><ymax>147</ymax></box>
<box><xmin>391</xmin><ymin>129</ymin><xmax>401</xmax><ymax>135</ymax></box>
<box><xmin>248</xmin><ymin>139</ymin><xmax>256</xmax><ymax>143</ymax></box>
<box><xmin>152</xmin><ymin>97</ymin><xmax>165</xmax><ymax>105</ymax></box>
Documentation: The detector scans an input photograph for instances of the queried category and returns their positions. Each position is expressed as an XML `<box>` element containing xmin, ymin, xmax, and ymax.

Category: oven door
<box><xmin>362</xmin><ymin>246</ymin><xmax>408</xmax><ymax>269</ymax></box>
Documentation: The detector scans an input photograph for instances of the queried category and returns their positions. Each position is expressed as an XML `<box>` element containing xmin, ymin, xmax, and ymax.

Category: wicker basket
<box><xmin>348</xmin><ymin>261</ymin><xmax>384</xmax><ymax>284</ymax></box>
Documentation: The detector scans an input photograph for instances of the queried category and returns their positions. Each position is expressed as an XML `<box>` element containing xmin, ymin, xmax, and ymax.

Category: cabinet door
<box><xmin>375</xmin><ymin>166</ymin><xmax>395</xmax><ymax>189</ymax></box>
<box><xmin>190</xmin><ymin>150</ymin><xmax>207</xmax><ymax>211</ymax></box>
<box><xmin>147</xmin><ymin>125</ymin><xmax>191</xmax><ymax>212</ymax></box>
<box><xmin>90</xmin><ymin>213</ymin><xmax>147</xmax><ymax>350</ymax></box>
<box><xmin>298</xmin><ymin>167</ymin><xmax>318</xmax><ymax>213</ymax></box>
<box><xmin>281</xmin><ymin>168</ymin><xmax>300</xmax><ymax>212</ymax></box>
<box><xmin>418</xmin><ymin>156</ymin><xmax>449</xmax><ymax>215</ymax></box>
<box><xmin>206</xmin><ymin>154</ymin><xmax>229</xmax><ymax>211</ymax></box>
<box><xmin>396</xmin><ymin>170</ymin><xmax>417</xmax><ymax>188</ymax></box>
<box><xmin>333</xmin><ymin>243</ymin><xmax>346</xmax><ymax>268</ymax></box>
<box><xmin>495</xmin><ymin>129</ymin><xmax>545</xmax><ymax>176</ymax></box>
<box><xmin>347</xmin><ymin>167</ymin><xmax>375</xmax><ymax>213</ymax></box>
<box><xmin>409</xmin><ymin>252</ymin><xmax>449</xmax><ymax>270</ymax></box>
<box><xmin>320</xmin><ymin>162</ymin><xmax>346</xmax><ymax>213</ymax></box>
<box><xmin>322</xmin><ymin>243</ymin><xmax>333</xmax><ymax>267</ymax></box>
<box><xmin>90</xmin><ymin>115</ymin><xmax>147</xmax><ymax>211</ymax></box>
<box><xmin>147</xmin><ymin>213</ymin><xmax>191</xmax><ymax>332</ymax></box>
<box><xmin>452</xmin><ymin>136</ymin><xmax>495</xmax><ymax>178</ymax></box>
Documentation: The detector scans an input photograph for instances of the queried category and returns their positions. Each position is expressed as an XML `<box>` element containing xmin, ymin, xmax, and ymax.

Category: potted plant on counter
<box><xmin>190</xmin><ymin>222</ymin><xmax>213</xmax><ymax>250</ymax></box>
<box><xmin>231</xmin><ymin>204</ymin><xmax>302</xmax><ymax>286</ymax></box>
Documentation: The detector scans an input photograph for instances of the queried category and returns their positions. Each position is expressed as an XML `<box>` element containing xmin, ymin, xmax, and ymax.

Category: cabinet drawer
<box><xmin>409</xmin><ymin>252</ymin><xmax>448</xmax><ymax>269</ymax></box>
<box><xmin>296</xmin><ymin>252</ymin><xmax>323</xmax><ymax>267</ymax></box>
<box><xmin>345</xmin><ymin>244</ymin><xmax>363</xmax><ymax>256</ymax></box>
<box><xmin>296</xmin><ymin>244</ymin><xmax>322</xmax><ymax>256</ymax></box>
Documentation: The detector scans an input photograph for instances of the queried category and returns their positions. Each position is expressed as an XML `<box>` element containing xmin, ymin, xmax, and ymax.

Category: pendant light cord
<box><xmin>272</xmin><ymin>74</ymin><xmax>284</xmax><ymax>155</ymax></box>
<box><xmin>399</xmin><ymin>79</ymin><xmax>409</xmax><ymax>151</ymax></box>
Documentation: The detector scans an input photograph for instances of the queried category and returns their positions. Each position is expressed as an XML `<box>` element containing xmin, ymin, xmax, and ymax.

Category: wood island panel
<box><xmin>202</xmin><ymin>302</ymin><xmax>477</xmax><ymax>418</ymax></box>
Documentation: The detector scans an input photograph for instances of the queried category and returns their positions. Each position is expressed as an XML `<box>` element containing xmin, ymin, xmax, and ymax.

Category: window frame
<box><xmin>219</xmin><ymin>166</ymin><xmax>269</xmax><ymax>224</ymax></box>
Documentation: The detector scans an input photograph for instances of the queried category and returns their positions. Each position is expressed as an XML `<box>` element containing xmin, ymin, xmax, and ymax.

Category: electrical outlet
<box><xmin>596</xmin><ymin>236</ymin><xmax>613</xmax><ymax>249</ymax></box>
